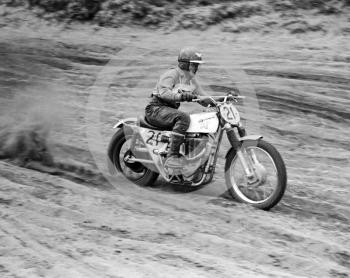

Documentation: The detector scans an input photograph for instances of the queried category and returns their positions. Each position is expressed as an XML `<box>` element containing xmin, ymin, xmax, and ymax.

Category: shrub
<box><xmin>26</xmin><ymin>0</ymin><xmax>101</xmax><ymax>19</ymax></box>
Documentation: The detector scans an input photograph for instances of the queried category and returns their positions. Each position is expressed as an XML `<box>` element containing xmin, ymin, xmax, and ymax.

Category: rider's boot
<box><xmin>165</xmin><ymin>133</ymin><xmax>185</xmax><ymax>172</ymax></box>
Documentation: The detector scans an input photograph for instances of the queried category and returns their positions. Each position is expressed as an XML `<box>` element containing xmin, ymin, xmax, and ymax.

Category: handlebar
<box><xmin>192</xmin><ymin>94</ymin><xmax>245</xmax><ymax>104</ymax></box>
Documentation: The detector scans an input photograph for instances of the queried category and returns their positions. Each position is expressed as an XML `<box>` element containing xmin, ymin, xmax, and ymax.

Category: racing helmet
<box><xmin>178</xmin><ymin>46</ymin><xmax>204</xmax><ymax>72</ymax></box>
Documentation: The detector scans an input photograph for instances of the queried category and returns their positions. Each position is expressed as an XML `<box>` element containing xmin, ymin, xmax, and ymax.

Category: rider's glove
<box><xmin>181</xmin><ymin>91</ymin><xmax>196</xmax><ymax>102</ymax></box>
<box><xmin>198</xmin><ymin>98</ymin><xmax>214</xmax><ymax>107</ymax></box>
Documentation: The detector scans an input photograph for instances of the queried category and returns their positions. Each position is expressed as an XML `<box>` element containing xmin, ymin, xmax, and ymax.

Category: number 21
<box><xmin>223</xmin><ymin>106</ymin><xmax>236</xmax><ymax>120</ymax></box>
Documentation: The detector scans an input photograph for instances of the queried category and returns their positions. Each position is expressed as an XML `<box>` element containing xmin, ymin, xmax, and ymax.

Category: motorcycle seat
<box><xmin>138</xmin><ymin>116</ymin><xmax>172</xmax><ymax>131</ymax></box>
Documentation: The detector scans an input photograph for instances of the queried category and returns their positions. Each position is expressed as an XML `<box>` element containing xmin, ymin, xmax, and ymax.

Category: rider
<box><xmin>145</xmin><ymin>46</ymin><xmax>206</xmax><ymax>170</ymax></box>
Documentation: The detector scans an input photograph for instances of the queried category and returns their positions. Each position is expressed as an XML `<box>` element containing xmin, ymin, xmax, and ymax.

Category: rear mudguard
<box><xmin>113</xmin><ymin>117</ymin><xmax>138</xmax><ymax>129</ymax></box>
<box><xmin>108</xmin><ymin>118</ymin><xmax>137</xmax><ymax>173</ymax></box>
<box><xmin>225</xmin><ymin>135</ymin><xmax>263</xmax><ymax>159</ymax></box>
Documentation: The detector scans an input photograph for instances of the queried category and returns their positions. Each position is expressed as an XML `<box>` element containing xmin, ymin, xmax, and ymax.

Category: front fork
<box><xmin>226</xmin><ymin>126</ymin><xmax>255</xmax><ymax>179</ymax></box>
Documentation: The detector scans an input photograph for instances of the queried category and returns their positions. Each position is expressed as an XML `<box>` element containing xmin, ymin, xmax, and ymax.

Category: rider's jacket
<box><xmin>148</xmin><ymin>67</ymin><xmax>198</xmax><ymax>109</ymax></box>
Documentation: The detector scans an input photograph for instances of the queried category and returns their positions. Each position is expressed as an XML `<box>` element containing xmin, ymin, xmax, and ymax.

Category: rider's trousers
<box><xmin>145</xmin><ymin>105</ymin><xmax>190</xmax><ymax>135</ymax></box>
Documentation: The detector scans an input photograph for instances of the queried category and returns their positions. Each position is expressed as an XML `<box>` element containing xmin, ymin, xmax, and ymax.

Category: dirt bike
<box><xmin>108</xmin><ymin>94</ymin><xmax>287</xmax><ymax>210</ymax></box>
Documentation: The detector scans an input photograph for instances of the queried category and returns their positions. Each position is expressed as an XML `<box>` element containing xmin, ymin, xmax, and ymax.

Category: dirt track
<box><xmin>0</xmin><ymin>23</ymin><xmax>350</xmax><ymax>277</ymax></box>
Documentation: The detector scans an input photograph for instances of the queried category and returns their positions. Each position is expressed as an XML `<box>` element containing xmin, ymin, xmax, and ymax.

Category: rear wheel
<box><xmin>108</xmin><ymin>129</ymin><xmax>158</xmax><ymax>186</ymax></box>
<box><xmin>225</xmin><ymin>139</ymin><xmax>287</xmax><ymax>210</ymax></box>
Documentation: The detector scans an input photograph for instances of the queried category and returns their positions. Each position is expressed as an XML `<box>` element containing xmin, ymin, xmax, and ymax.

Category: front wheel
<box><xmin>225</xmin><ymin>139</ymin><xmax>287</xmax><ymax>210</ymax></box>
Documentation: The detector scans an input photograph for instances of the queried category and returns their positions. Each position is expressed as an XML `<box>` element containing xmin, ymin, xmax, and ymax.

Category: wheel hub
<box><xmin>123</xmin><ymin>150</ymin><xmax>144</xmax><ymax>173</ymax></box>
<box><xmin>247</xmin><ymin>162</ymin><xmax>267</xmax><ymax>187</ymax></box>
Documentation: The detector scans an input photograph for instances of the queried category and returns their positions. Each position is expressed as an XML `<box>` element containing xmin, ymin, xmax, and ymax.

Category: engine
<box><xmin>180</xmin><ymin>134</ymin><xmax>214</xmax><ymax>177</ymax></box>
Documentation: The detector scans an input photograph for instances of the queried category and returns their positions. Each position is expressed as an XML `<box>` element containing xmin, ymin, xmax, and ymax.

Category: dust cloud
<box><xmin>0</xmin><ymin>83</ymin><xmax>70</xmax><ymax>167</ymax></box>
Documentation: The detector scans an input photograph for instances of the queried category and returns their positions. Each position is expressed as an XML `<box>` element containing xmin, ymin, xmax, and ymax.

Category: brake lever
<box><xmin>227</xmin><ymin>94</ymin><xmax>245</xmax><ymax>102</ymax></box>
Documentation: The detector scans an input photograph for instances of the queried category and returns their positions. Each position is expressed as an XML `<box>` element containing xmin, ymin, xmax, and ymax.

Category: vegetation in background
<box><xmin>0</xmin><ymin>0</ymin><xmax>349</xmax><ymax>33</ymax></box>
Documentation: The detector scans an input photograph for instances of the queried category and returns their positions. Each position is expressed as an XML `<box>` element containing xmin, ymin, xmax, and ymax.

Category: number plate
<box><xmin>145</xmin><ymin>130</ymin><xmax>162</xmax><ymax>146</ymax></box>
<box><xmin>219</xmin><ymin>103</ymin><xmax>240</xmax><ymax>125</ymax></box>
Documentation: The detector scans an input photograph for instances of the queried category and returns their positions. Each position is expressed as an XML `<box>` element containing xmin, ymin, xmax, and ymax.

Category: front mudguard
<box><xmin>225</xmin><ymin>135</ymin><xmax>263</xmax><ymax>159</ymax></box>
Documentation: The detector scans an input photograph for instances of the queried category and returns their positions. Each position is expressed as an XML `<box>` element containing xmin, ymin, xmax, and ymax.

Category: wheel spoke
<box><xmin>262</xmin><ymin>185</ymin><xmax>267</xmax><ymax>200</ymax></box>
<box><xmin>252</xmin><ymin>189</ymin><xmax>260</xmax><ymax>201</ymax></box>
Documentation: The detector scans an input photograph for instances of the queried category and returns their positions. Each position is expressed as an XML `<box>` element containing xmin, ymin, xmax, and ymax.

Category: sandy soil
<box><xmin>0</xmin><ymin>21</ymin><xmax>349</xmax><ymax>277</ymax></box>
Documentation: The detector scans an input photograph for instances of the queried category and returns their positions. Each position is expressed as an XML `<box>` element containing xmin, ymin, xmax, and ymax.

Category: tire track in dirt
<box><xmin>0</xmin><ymin>220</ymin><xmax>101</xmax><ymax>278</ymax></box>
<box><xmin>246</xmin><ymin>69</ymin><xmax>350</xmax><ymax>86</ymax></box>
<box><xmin>1</xmin><ymin>159</ymin><xmax>349</xmax><ymax>277</ymax></box>
<box><xmin>0</xmin><ymin>165</ymin><xmax>152</xmax><ymax>277</ymax></box>
<box><xmin>0</xmin><ymin>165</ymin><xmax>254</xmax><ymax>277</ymax></box>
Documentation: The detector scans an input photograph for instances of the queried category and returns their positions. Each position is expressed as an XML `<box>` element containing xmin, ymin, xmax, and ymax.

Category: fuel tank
<box><xmin>186</xmin><ymin>112</ymin><xmax>219</xmax><ymax>133</ymax></box>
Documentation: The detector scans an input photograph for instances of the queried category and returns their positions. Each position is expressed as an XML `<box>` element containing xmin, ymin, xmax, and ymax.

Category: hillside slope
<box><xmin>0</xmin><ymin>20</ymin><xmax>349</xmax><ymax>277</ymax></box>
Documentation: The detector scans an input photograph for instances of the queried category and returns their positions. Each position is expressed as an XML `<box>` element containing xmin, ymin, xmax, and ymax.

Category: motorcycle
<box><xmin>108</xmin><ymin>93</ymin><xmax>287</xmax><ymax>210</ymax></box>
